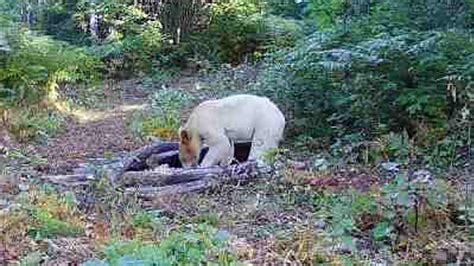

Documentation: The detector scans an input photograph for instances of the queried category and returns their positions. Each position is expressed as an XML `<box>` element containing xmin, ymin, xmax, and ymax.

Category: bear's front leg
<box><xmin>200</xmin><ymin>135</ymin><xmax>233</xmax><ymax>168</ymax></box>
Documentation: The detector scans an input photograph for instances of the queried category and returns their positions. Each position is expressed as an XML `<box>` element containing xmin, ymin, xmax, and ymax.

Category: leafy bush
<box><xmin>201</xmin><ymin>1</ymin><xmax>305</xmax><ymax>64</ymax></box>
<box><xmin>74</xmin><ymin>1</ymin><xmax>164</xmax><ymax>75</ymax></box>
<box><xmin>314</xmin><ymin>174</ymin><xmax>465</xmax><ymax>262</ymax></box>
<box><xmin>0</xmin><ymin>187</ymin><xmax>86</xmax><ymax>242</ymax></box>
<box><xmin>306</xmin><ymin>0</ymin><xmax>473</xmax><ymax>32</ymax></box>
<box><xmin>83</xmin><ymin>224</ymin><xmax>240</xmax><ymax>265</ymax></box>
<box><xmin>5</xmin><ymin>108</ymin><xmax>64</xmax><ymax>142</ymax></box>
<box><xmin>0</xmin><ymin>26</ymin><xmax>103</xmax><ymax>140</ymax></box>
<box><xmin>266</xmin><ymin>0</ymin><xmax>305</xmax><ymax>19</ymax></box>
<box><xmin>252</xmin><ymin>29</ymin><xmax>473</xmax><ymax>165</ymax></box>
<box><xmin>89</xmin><ymin>20</ymin><xmax>163</xmax><ymax>76</ymax></box>
<box><xmin>204</xmin><ymin>0</ymin><xmax>265</xmax><ymax>63</ymax></box>
<box><xmin>308</xmin><ymin>0</ymin><xmax>353</xmax><ymax>30</ymax></box>
<box><xmin>0</xmin><ymin>27</ymin><xmax>103</xmax><ymax>107</ymax></box>
<box><xmin>259</xmin><ymin>15</ymin><xmax>305</xmax><ymax>51</ymax></box>
<box><xmin>23</xmin><ymin>189</ymin><xmax>85</xmax><ymax>239</ymax></box>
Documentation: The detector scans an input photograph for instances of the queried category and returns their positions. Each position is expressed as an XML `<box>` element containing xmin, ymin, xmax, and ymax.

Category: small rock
<box><xmin>0</xmin><ymin>175</ymin><xmax>17</xmax><ymax>193</ymax></box>
<box><xmin>18</xmin><ymin>183</ymin><xmax>29</xmax><ymax>192</ymax></box>
<box><xmin>0</xmin><ymin>199</ymin><xmax>8</xmax><ymax>208</ymax></box>
<box><xmin>216</xmin><ymin>229</ymin><xmax>231</xmax><ymax>241</ymax></box>
<box><xmin>314</xmin><ymin>219</ymin><xmax>326</xmax><ymax>230</ymax></box>
<box><xmin>289</xmin><ymin>160</ymin><xmax>307</xmax><ymax>171</ymax></box>
<box><xmin>0</xmin><ymin>203</ymin><xmax>21</xmax><ymax>215</ymax></box>
<box><xmin>411</xmin><ymin>169</ymin><xmax>433</xmax><ymax>184</ymax></box>
<box><xmin>146</xmin><ymin>154</ymin><xmax>162</xmax><ymax>169</ymax></box>
<box><xmin>434</xmin><ymin>249</ymin><xmax>448</xmax><ymax>263</ymax></box>
<box><xmin>73</xmin><ymin>167</ymin><xmax>89</xmax><ymax>175</ymax></box>
<box><xmin>229</xmin><ymin>236</ymin><xmax>254</xmax><ymax>260</ymax></box>
<box><xmin>336</xmin><ymin>243</ymin><xmax>353</xmax><ymax>255</ymax></box>
<box><xmin>313</xmin><ymin>158</ymin><xmax>330</xmax><ymax>171</ymax></box>
<box><xmin>381</xmin><ymin>162</ymin><xmax>400</xmax><ymax>172</ymax></box>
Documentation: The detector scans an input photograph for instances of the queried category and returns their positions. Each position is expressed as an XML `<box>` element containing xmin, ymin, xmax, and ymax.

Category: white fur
<box><xmin>181</xmin><ymin>94</ymin><xmax>285</xmax><ymax>167</ymax></box>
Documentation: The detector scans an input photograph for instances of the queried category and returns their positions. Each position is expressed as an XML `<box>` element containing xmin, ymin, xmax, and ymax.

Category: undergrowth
<box><xmin>3</xmin><ymin>108</ymin><xmax>64</xmax><ymax>143</ymax></box>
<box><xmin>83</xmin><ymin>223</ymin><xmax>241</xmax><ymax>266</ymax></box>
<box><xmin>128</xmin><ymin>89</ymin><xmax>194</xmax><ymax>140</ymax></box>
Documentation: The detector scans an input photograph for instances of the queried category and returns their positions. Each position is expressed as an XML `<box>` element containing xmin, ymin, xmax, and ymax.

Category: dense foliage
<box><xmin>252</xmin><ymin>0</ymin><xmax>473</xmax><ymax>167</ymax></box>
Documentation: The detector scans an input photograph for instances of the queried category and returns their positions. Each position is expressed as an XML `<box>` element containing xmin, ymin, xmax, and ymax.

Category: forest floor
<box><xmin>0</xmin><ymin>67</ymin><xmax>472</xmax><ymax>265</ymax></box>
<box><xmin>35</xmin><ymin>80</ymin><xmax>151</xmax><ymax>175</ymax></box>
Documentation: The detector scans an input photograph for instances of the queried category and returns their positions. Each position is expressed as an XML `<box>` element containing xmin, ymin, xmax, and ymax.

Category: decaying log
<box><xmin>115</xmin><ymin>141</ymin><xmax>181</xmax><ymax>173</ymax></box>
<box><xmin>124</xmin><ymin>161</ymin><xmax>272</xmax><ymax>198</ymax></box>
<box><xmin>145</xmin><ymin>150</ymin><xmax>180</xmax><ymax>169</ymax></box>
<box><xmin>109</xmin><ymin>141</ymin><xmax>252</xmax><ymax>183</ymax></box>
<box><xmin>40</xmin><ymin>161</ymin><xmax>271</xmax><ymax>192</ymax></box>
<box><xmin>105</xmin><ymin>141</ymin><xmax>177</xmax><ymax>184</ymax></box>
<box><xmin>39</xmin><ymin>141</ymin><xmax>270</xmax><ymax>198</ymax></box>
<box><xmin>119</xmin><ymin>166</ymin><xmax>224</xmax><ymax>186</ymax></box>
<box><xmin>121</xmin><ymin>141</ymin><xmax>252</xmax><ymax>171</ymax></box>
<box><xmin>125</xmin><ymin>179</ymin><xmax>214</xmax><ymax>198</ymax></box>
<box><xmin>40</xmin><ymin>174</ymin><xmax>93</xmax><ymax>186</ymax></box>
<box><xmin>118</xmin><ymin>160</ymin><xmax>269</xmax><ymax>187</ymax></box>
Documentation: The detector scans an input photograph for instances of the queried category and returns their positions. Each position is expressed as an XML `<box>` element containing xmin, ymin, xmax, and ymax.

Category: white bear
<box><xmin>179</xmin><ymin>94</ymin><xmax>285</xmax><ymax>168</ymax></box>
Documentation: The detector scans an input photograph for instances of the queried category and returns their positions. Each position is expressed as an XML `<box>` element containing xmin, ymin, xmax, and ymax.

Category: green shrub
<box><xmin>0</xmin><ymin>27</ymin><xmax>103</xmax><ymax>107</ymax></box>
<box><xmin>203</xmin><ymin>3</ymin><xmax>304</xmax><ymax>64</ymax></box>
<box><xmin>259</xmin><ymin>15</ymin><xmax>305</xmax><ymax>51</ymax></box>
<box><xmin>19</xmin><ymin>251</ymin><xmax>45</xmax><ymax>266</ymax></box>
<box><xmin>252</xmin><ymin>29</ymin><xmax>473</xmax><ymax>163</ymax></box>
<box><xmin>314</xmin><ymin>174</ymin><xmax>463</xmax><ymax>260</ymax></box>
<box><xmin>6</xmin><ymin>108</ymin><xmax>64</xmax><ymax>142</ymax></box>
<box><xmin>308</xmin><ymin>0</ymin><xmax>352</xmax><ymax>30</ymax></box>
<box><xmin>84</xmin><ymin>224</ymin><xmax>240</xmax><ymax>265</ymax></box>
<box><xmin>205</xmin><ymin>0</ymin><xmax>265</xmax><ymax>63</ymax></box>
<box><xmin>75</xmin><ymin>1</ymin><xmax>163</xmax><ymax>75</ymax></box>
<box><xmin>0</xmin><ymin>26</ymin><xmax>102</xmax><ymax>140</ymax></box>
<box><xmin>266</xmin><ymin>0</ymin><xmax>304</xmax><ymax>18</ymax></box>
<box><xmin>16</xmin><ymin>188</ymin><xmax>86</xmax><ymax>240</ymax></box>
<box><xmin>89</xmin><ymin>20</ymin><xmax>163</xmax><ymax>76</ymax></box>
<box><xmin>306</xmin><ymin>0</ymin><xmax>473</xmax><ymax>32</ymax></box>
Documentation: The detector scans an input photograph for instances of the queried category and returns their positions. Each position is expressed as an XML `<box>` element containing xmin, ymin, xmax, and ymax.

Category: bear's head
<box><xmin>179</xmin><ymin>128</ymin><xmax>201</xmax><ymax>168</ymax></box>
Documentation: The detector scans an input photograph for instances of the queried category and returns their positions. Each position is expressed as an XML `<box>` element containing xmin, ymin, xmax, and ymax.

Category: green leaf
<box><xmin>341</xmin><ymin>235</ymin><xmax>356</xmax><ymax>251</ymax></box>
<box><xmin>397</xmin><ymin>191</ymin><xmax>411</xmax><ymax>206</ymax></box>
<box><xmin>373</xmin><ymin>221</ymin><xmax>391</xmax><ymax>241</ymax></box>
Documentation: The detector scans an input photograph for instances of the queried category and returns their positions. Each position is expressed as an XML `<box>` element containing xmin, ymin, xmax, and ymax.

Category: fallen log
<box><xmin>40</xmin><ymin>161</ymin><xmax>271</xmax><ymax>190</ymax></box>
<box><xmin>119</xmin><ymin>166</ymin><xmax>225</xmax><ymax>186</ymax></box>
<box><xmin>118</xmin><ymin>160</ymin><xmax>270</xmax><ymax>187</ymax></box>
<box><xmin>109</xmin><ymin>141</ymin><xmax>182</xmax><ymax>182</ymax></box>
<box><xmin>109</xmin><ymin>141</ymin><xmax>252</xmax><ymax>183</ymax></box>
<box><xmin>121</xmin><ymin>141</ymin><xmax>252</xmax><ymax>171</ymax></box>
<box><xmin>124</xmin><ymin>161</ymin><xmax>271</xmax><ymax>198</ymax></box>
<box><xmin>125</xmin><ymin>179</ymin><xmax>214</xmax><ymax>198</ymax></box>
<box><xmin>40</xmin><ymin>174</ymin><xmax>93</xmax><ymax>186</ymax></box>
<box><xmin>39</xmin><ymin>141</ymin><xmax>271</xmax><ymax>198</ymax></box>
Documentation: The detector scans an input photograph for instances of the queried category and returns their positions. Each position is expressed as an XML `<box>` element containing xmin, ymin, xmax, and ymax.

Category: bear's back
<box><xmin>186</xmin><ymin>94</ymin><xmax>284</xmax><ymax>140</ymax></box>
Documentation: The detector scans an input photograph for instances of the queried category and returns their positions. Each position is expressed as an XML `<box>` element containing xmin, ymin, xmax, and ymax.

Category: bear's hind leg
<box><xmin>200</xmin><ymin>134</ymin><xmax>233</xmax><ymax>168</ymax></box>
<box><xmin>248</xmin><ymin>129</ymin><xmax>281</xmax><ymax>164</ymax></box>
<box><xmin>248</xmin><ymin>112</ymin><xmax>284</xmax><ymax>164</ymax></box>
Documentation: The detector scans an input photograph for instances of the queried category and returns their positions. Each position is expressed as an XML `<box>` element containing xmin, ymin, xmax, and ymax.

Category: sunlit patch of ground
<box><xmin>68</xmin><ymin>104</ymin><xmax>148</xmax><ymax>123</ymax></box>
<box><xmin>34</xmin><ymin>102</ymin><xmax>151</xmax><ymax>174</ymax></box>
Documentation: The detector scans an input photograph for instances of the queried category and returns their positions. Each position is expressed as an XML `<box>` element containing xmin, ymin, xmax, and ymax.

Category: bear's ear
<box><xmin>180</xmin><ymin>129</ymin><xmax>190</xmax><ymax>144</ymax></box>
